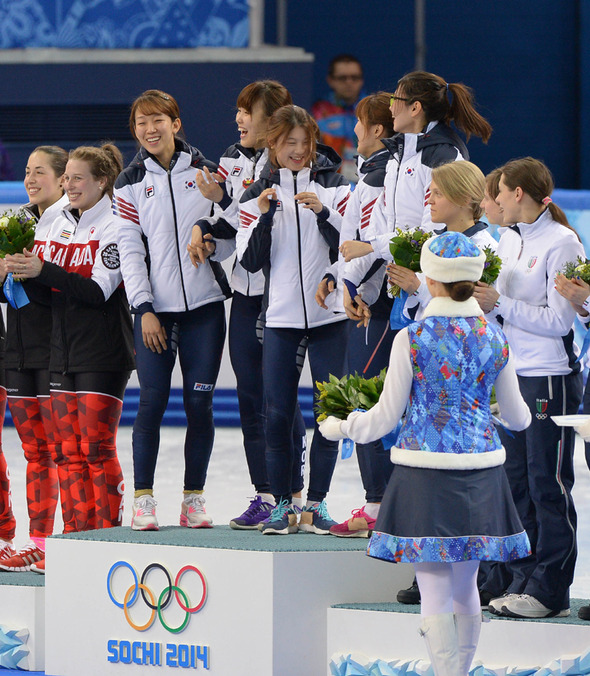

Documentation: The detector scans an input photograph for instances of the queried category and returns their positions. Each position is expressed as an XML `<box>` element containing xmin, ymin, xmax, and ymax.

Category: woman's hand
<box><xmin>315</xmin><ymin>277</ymin><xmax>335</xmax><ymax>309</ymax></box>
<box><xmin>187</xmin><ymin>225</ymin><xmax>216</xmax><ymax>267</ymax></box>
<box><xmin>342</xmin><ymin>283</ymin><xmax>371</xmax><ymax>327</ymax></box>
<box><xmin>473</xmin><ymin>281</ymin><xmax>500</xmax><ymax>313</ymax></box>
<box><xmin>339</xmin><ymin>240</ymin><xmax>373</xmax><ymax>262</ymax></box>
<box><xmin>141</xmin><ymin>312</ymin><xmax>167</xmax><ymax>353</ymax></box>
<box><xmin>195</xmin><ymin>167</ymin><xmax>224</xmax><ymax>203</ymax></box>
<box><xmin>555</xmin><ymin>273</ymin><xmax>590</xmax><ymax>315</ymax></box>
<box><xmin>386</xmin><ymin>264</ymin><xmax>420</xmax><ymax>294</ymax></box>
<box><xmin>5</xmin><ymin>249</ymin><xmax>43</xmax><ymax>279</ymax></box>
<box><xmin>0</xmin><ymin>257</ymin><xmax>7</xmax><ymax>284</ymax></box>
<box><xmin>257</xmin><ymin>187</ymin><xmax>277</xmax><ymax>214</ymax></box>
<box><xmin>294</xmin><ymin>191</ymin><xmax>323</xmax><ymax>214</ymax></box>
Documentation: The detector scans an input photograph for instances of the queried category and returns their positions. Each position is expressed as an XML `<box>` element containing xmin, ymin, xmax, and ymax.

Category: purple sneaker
<box><xmin>230</xmin><ymin>495</ymin><xmax>274</xmax><ymax>530</ymax></box>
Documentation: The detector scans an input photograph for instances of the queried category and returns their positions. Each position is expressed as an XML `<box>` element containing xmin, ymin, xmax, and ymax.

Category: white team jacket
<box><xmin>236</xmin><ymin>152</ymin><xmax>351</xmax><ymax>329</ymax></box>
<box><xmin>487</xmin><ymin>210</ymin><xmax>586</xmax><ymax>376</ymax></box>
<box><xmin>199</xmin><ymin>144</ymin><xmax>269</xmax><ymax>296</ymax></box>
<box><xmin>112</xmin><ymin>140</ymin><xmax>231</xmax><ymax>314</ymax></box>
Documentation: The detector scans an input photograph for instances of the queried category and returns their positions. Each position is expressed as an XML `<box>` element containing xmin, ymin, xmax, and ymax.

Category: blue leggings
<box><xmin>132</xmin><ymin>302</ymin><xmax>225</xmax><ymax>492</ymax></box>
<box><xmin>263</xmin><ymin>321</ymin><xmax>348</xmax><ymax>503</ymax></box>
<box><xmin>347</xmin><ymin>318</ymin><xmax>395</xmax><ymax>503</ymax></box>
<box><xmin>229</xmin><ymin>292</ymin><xmax>305</xmax><ymax>494</ymax></box>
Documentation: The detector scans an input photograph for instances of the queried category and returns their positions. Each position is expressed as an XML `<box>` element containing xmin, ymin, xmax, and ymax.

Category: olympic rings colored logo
<box><xmin>107</xmin><ymin>561</ymin><xmax>208</xmax><ymax>634</ymax></box>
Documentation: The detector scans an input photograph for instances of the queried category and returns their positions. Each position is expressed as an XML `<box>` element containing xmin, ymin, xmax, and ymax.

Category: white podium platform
<box><xmin>327</xmin><ymin>602</ymin><xmax>590</xmax><ymax>674</ymax></box>
<box><xmin>43</xmin><ymin>528</ymin><xmax>414</xmax><ymax>676</ymax></box>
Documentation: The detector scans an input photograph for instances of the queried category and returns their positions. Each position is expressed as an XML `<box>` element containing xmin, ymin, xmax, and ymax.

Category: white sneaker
<box><xmin>131</xmin><ymin>495</ymin><xmax>159</xmax><ymax>531</ymax></box>
<box><xmin>501</xmin><ymin>593</ymin><xmax>570</xmax><ymax>618</ymax></box>
<box><xmin>488</xmin><ymin>593</ymin><xmax>519</xmax><ymax>615</ymax></box>
<box><xmin>180</xmin><ymin>494</ymin><xmax>213</xmax><ymax>528</ymax></box>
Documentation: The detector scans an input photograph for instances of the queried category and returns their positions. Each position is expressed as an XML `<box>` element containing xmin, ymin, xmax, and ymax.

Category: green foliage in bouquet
<box><xmin>480</xmin><ymin>246</ymin><xmax>502</xmax><ymax>286</ymax></box>
<box><xmin>388</xmin><ymin>227</ymin><xmax>432</xmax><ymax>297</ymax></box>
<box><xmin>0</xmin><ymin>209</ymin><xmax>36</xmax><ymax>258</ymax></box>
<box><xmin>315</xmin><ymin>369</ymin><xmax>387</xmax><ymax>422</ymax></box>
<box><xmin>560</xmin><ymin>256</ymin><xmax>590</xmax><ymax>284</ymax></box>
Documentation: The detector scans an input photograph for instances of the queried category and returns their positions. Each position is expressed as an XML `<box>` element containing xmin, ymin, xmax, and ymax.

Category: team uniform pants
<box><xmin>6</xmin><ymin>368</ymin><xmax>58</xmax><ymax>539</ymax></box>
<box><xmin>498</xmin><ymin>372</ymin><xmax>582</xmax><ymax>611</ymax></box>
<box><xmin>347</xmin><ymin>318</ymin><xmax>395</xmax><ymax>503</ymax></box>
<box><xmin>0</xmin><ymin>365</ymin><xmax>14</xmax><ymax>543</ymax></box>
<box><xmin>263</xmin><ymin>320</ymin><xmax>348</xmax><ymax>504</ymax></box>
<box><xmin>50</xmin><ymin>371</ymin><xmax>130</xmax><ymax>532</ymax></box>
<box><xmin>229</xmin><ymin>292</ymin><xmax>305</xmax><ymax>495</ymax></box>
<box><xmin>132</xmin><ymin>302</ymin><xmax>225</xmax><ymax>493</ymax></box>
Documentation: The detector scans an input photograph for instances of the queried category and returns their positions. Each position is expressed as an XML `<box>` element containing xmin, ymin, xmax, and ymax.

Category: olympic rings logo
<box><xmin>107</xmin><ymin>561</ymin><xmax>208</xmax><ymax>634</ymax></box>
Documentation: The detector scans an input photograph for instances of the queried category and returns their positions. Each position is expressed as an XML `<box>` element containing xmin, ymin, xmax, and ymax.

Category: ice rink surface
<box><xmin>3</xmin><ymin>424</ymin><xmax>590</xmax><ymax>599</ymax></box>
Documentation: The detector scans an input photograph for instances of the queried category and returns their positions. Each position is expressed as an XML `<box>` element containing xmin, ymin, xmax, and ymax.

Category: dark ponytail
<box><xmin>501</xmin><ymin>157</ymin><xmax>577</xmax><ymax>236</ymax></box>
<box><xmin>397</xmin><ymin>71</ymin><xmax>492</xmax><ymax>143</ymax></box>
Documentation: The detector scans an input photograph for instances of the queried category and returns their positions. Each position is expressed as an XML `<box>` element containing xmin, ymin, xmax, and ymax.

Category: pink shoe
<box><xmin>329</xmin><ymin>506</ymin><xmax>376</xmax><ymax>538</ymax></box>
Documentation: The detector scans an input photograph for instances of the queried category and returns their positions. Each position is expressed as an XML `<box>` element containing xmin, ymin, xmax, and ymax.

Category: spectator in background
<box><xmin>312</xmin><ymin>54</ymin><xmax>365</xmax><ymax>184</ymax></box>
<box><xmin>0</xmin><ymin>140</ymin><xmax>14</xmax><ymax>180</ymax></box>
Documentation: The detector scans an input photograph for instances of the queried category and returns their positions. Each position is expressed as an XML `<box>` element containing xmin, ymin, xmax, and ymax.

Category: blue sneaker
<box><xmin>230</xmin><ymin>495</ymin><xmax>274</xmax><ymax>530</ymax></box>
<box><xmin>257</xmin><ymin>503</ymin><xmax>302</xmax><ymax>531</ymax></box>
<box><xmin>299</xmin><ymin>500</ymin><xmax>337</xmax><ymax>534</ymax></box>
<box><xmin>261</xmin><ymin>499</ymin><xmax>298</xmax><ymax>535</ymax></box>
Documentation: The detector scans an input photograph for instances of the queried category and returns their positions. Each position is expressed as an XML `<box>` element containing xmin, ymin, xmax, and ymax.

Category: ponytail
<box><xmin>397</xmin><ymin>71</ymin><xmax>492</xmax><ymax>143</ymax></box>
<box><xmin>501</xmin><ymin>157</ymin><xmax>578</xmax><ymax>237</ymax></box>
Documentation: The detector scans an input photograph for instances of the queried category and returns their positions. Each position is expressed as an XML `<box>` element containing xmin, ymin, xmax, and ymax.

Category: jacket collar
<box><xmin>422</xmin><ymin>295</ymin><xmax>483</xmax><ymax>319</ymax></box>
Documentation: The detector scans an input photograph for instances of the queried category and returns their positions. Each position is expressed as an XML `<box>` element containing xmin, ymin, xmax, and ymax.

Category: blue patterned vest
<box><xmin>397</xmin><ymin>315</ymin><xmax>508</xmax><ymax>457</ymax></box>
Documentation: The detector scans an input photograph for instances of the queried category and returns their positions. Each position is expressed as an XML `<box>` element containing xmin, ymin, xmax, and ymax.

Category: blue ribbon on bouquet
<box><xmin>341</xmin><ymin>412</ymin><xmax>402</xmax><ymax>459</ymax></box>
<box><xmin>575</xmin><ymin>328</ymin><xmax>590</xmax><ymax>365</ymax></box>
<box><xmin>3</xmin><ymin>273</ymin><xmax>30</xmax><ymax>309</ymax></box>
<box><xmin>389</xmin><ymin>290</ymin><xmax>411</xmax><ymax>330</ymax></box>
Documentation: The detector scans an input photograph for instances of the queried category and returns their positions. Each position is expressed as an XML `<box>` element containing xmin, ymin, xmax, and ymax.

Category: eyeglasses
<box><xmin>390</xmin><ymin>95</ymin><xmax>409</xmax><ymax>105</ymax></box>
<box><xmin>332</xmin><ymin>74</ymin><xmax>363</xmax><ymax>82</ymax></box>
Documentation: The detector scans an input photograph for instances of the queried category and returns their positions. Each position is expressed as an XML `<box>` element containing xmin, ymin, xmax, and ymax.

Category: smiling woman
<box><xmin>4</xmin><ymin>144</ymin><xmax>135</xmax><ymax>547</ymax></box>
<box><xmin>113</xmin><ymin>89</ymin><xmax>232</xmax><ymax>533</ymax></box>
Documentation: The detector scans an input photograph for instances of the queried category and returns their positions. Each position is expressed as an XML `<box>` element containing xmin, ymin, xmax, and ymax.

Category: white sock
<box><xmin>258</xmin><ymin>493</ymin><xmax>275</xmax><ymax>505</ymax></box>
<box><xmin>363</xmin><ymin>503</ymin><xmax>380</xmax><ymax>519</ymax></box>
<box><xmin>292</xmin><ymin>496</ymin><xmax>304</xmax><ymax>510</ymax></box>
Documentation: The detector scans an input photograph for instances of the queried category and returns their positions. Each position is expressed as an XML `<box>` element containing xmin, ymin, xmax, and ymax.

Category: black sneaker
<box><xmin>579</xmin><ymin>604</ymin><xmax>590</xmax><ymax>621</ymax></box>
<box><xmin>397</xmin><ymin>580</ymin><xmax>421</xmax><ymax>604</ymax></box>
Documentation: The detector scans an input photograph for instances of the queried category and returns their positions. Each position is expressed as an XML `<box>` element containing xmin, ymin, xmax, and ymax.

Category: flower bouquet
<box><xmin>388</xmin><ymin>227</ymin><xmax>432</xmax><ymax>297</ymax></box>
<box><xmin>559</xmin><ymin>256</ymin><xmax>590</xmax><ymax>284</ymax></box>
<box><xmin>480</xmin><ymin>246</ymin><xmax>502</xmax><ymax>285</ymax></box>
<box><xmin>315</xmin><ymin>369</ymin><xmax>386</xmax><ymax>423</ymax></box>
<box><xmin>0</xmin><ymin>209</ymin><xmax>36</xmax><ymax>257</ymax></box>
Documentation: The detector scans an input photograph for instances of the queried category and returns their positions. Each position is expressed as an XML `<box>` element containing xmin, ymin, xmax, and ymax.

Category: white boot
<box><xmin>418</xmin><ymin>612</ymin><xmax>459</xmax><ymax>676</ymax></box>
<box><xmin>456</xmin><ymin>612</ymin><xmax>481</xmax><ymax>675</ymax></box>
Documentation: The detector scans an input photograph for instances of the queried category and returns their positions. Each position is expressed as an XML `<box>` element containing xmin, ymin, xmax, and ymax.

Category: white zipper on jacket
<box><xmin>167</xmin><ymin>168</ymin><xmax>189</xmax><ymax>311</ymax></box>
<box><xmin>293</xmin><ymin>171</ymin><xmax>309</xmax><ymax>330</ymax></box>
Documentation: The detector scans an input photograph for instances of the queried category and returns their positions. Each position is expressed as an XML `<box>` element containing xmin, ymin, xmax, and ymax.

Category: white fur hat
<box><xmin>420</xmin><ymin>231</ymin><xmax>486</xmax><ymax>283</ymax></box>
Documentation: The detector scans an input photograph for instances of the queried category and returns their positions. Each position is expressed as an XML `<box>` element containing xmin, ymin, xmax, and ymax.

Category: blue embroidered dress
<box><xmin>342</xmin><ymin>296</ymin><xmax>532</xmax><ymax>566</ymax></box>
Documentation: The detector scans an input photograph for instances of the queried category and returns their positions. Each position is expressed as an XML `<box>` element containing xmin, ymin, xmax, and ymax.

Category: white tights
<box><xmin>414</xmin><ymin>560</ymin><xmax>480</xmax><ymax>616</ymax></box>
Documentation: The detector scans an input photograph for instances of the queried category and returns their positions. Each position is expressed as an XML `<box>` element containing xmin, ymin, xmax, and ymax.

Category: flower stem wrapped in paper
<box><xmin>387</xmin><ymin>227</ymin><xmax>433</xmax><ymax>297</ymax></box>
<box><xmin>0</xmin><ymin>209</ymin><xmax>37</xmax><ymax>309</ymax></box>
